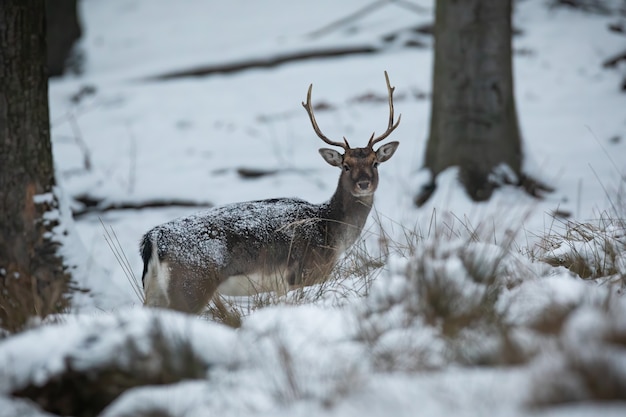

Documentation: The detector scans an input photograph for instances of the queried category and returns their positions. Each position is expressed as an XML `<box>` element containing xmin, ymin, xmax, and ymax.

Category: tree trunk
<box><xmin>46</xmin><ymin>0</ymin><xmax>82</xmax><ymax>77</ymax></box>
<box><xmin>0</xmin><ymin>0</ymin><xmax>71</xmax><ymax>332</ymax></box>
<box><xmin>419</xmin><ymin>0</ymin><xmax>527</xmax><ymax>203</ymax></box>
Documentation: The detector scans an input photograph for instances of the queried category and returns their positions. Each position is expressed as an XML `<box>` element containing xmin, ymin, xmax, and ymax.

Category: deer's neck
<box><xmin>321</xmin><ymin>181</ymin><xmax>374</xmax><ymax>250</ymax></box>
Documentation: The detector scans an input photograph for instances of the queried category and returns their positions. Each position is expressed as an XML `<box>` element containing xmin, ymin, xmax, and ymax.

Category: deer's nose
<box><xmin>358</xmin><ymin>181</ymin><xmax>370</xmax><ymax>190</ymax></box>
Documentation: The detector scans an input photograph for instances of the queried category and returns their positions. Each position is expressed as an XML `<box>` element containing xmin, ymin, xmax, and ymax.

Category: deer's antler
<box><xmin>367</xmin><ymin>71</ymin><xmax>402</xmax><ymax>149</ymax></box>
<box><xmin>302</xmin><ymin>84</ymin><xmax>349</xmax><ymax>150</ymax></box>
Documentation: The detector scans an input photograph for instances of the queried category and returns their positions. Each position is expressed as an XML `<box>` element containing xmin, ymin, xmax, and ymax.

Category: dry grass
<box><xmin>101</xmin><ymin>219</ymin><xmax>145</xmax><ymax>304</ymax></box>
<box><xmin>203</xmin><ymin>294</ymin><xmax>245</xmax><ymax>328</ymax></box>
<box><xmin>538</xmin><ymin>215</ymin><xmax>625</xmax><ymax>282</ymax></box>
<box><xmin>536</xmin><ymin>168</ymin><xmax>626</xmax><ymax>284</ymax></box>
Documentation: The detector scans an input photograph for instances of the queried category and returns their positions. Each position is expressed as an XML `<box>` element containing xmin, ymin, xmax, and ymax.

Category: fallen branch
<box><xmin>145</xmin><ymin>46</ymin><xmax>378</xmax><ymax>81</ymax></box>
<box><xmin>72</xmin><ymin>195</ymin><xmax>213</xmax><ymax>219</ymax></box>
<box><xmin>307</xmin><ymin>0</ymin><xmax>427</xmax><ymax>39</ymax></box>
<box><xmin>603</xmin><ymin>50</ymin><xmax>626</xmax><ymax>68</ymax></box>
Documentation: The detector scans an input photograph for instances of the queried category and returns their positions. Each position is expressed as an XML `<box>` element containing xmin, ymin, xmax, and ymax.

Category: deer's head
<box><xmin>302</xmin><ymin>71</ymin><xmax>400</xmax><ymax>197</ymax></box>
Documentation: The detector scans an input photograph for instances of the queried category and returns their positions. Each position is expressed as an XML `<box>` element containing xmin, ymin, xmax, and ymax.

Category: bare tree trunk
<box><xmin>45</xmin><ymin>0</ymin><xmax>82</xmax><ymax>77</ymax></box>
<box><xmin>0</xmin><ymin>0</ymin><xmax>71</xmax><ymax>331</ymax></box>
<box><xmin>417</xmin><ymin>0</ymin><xmax>550</xmax><ymax>205</ymax></box>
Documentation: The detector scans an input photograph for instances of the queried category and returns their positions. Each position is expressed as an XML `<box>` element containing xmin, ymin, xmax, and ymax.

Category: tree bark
<box><xmin>45</xmin><ymin>0</ymin><xmax>82</xmax><ymax>77</ymax></box>
<box><xmin>0</xmin><ymin>0</ymin><xmax>70</xmax><ymax>331</ymax></box>
<box><xmin>419</xmin><ymin>0</ymin><xmax>536</xmax><ymax>203</ymax></box>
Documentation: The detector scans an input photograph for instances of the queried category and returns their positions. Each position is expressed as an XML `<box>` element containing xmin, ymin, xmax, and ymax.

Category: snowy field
<box><xmin>1</xmin><ymin>0</ymin><xmax>626</xmax><ymax>416</ymax></box>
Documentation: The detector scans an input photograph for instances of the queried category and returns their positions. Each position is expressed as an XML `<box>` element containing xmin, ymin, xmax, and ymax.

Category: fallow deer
<box><xmin>141</xmin><ymin>72</ymin><xmax>400</xmax><ymax>314</ymax></box>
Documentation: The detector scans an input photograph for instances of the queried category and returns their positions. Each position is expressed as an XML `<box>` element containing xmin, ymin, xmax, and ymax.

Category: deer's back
<box><xmin>144</xmin><ymin>198</ymin><xmax>327</xmax><ymax>278</ymax></box>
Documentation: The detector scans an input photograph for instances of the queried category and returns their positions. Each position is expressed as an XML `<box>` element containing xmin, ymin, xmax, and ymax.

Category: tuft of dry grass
<box><xmin>203</xmin><ymin>294</ymin><xmax>245</xmax><ymax>328</ymax></box>
<box><xmin>101</xmin><ymin>219</ymin><xmax>145</xmax><ymax>304</ymax></box>
<box><xmin>538</xmin><ymin>215</ymin><xmax>626</xmax><ymax>282</ymax></box>
<box><xmin>536</xmin><ymin>170</ymin><xmax>626</xmax><ymax>289</ymax></box>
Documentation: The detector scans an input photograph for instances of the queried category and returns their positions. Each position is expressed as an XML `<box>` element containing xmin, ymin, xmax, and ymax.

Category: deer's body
<box><xmin>141</xmin><ymin>72</ymin><xmax>400</xmax><ymax>314</ymax></box>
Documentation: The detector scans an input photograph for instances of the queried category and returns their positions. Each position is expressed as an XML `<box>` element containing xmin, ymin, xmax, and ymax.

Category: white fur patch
<box><xmin>217</xmin><ymin>272</ymin><xmax>289</xmax><ymax>297</ymax></box>
<box><xmin>143</xmin><ymin>238</ymin><xmax>171</xmax><ymax>308</ymax></box>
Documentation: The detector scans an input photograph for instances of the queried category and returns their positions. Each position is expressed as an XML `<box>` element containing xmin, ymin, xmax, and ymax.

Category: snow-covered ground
<box><xmin>1</xmin><ymin>0</ymin><xmax>626</xmax><ymax>416</ymax></box>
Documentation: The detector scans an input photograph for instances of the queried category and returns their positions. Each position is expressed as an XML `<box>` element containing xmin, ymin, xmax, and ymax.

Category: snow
<box><xmin>1</xmin><ymin>0</ymin><xmax>626</xmax><ymax>416</ymax></box>
<box><xmin>0</xmin><ymin>309</ymin><xmax>239</xmax><ymax>393</ymax></box>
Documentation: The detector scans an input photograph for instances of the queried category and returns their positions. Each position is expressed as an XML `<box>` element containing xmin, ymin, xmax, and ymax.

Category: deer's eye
<box><xmin>373</xmin><ymin>161</ymin><xmax>379</xmax><ymax>169</ymax></box>
<box><xmin>343</xmin><ymin>164</ymin><xmax>351</xmax><ymax>172</ymax></box>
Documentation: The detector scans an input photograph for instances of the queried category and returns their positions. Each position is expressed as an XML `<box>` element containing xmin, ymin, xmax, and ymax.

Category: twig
<box><xmin>307</xmin><ymin>0</ymin><xmax>426</xmax><ymax>39</ymax></box>
<box><xmin>126</xmin><ymin>123</ymin><xmax>137</xmax><ymax>194</ymax></box>
<box><xmin>68</xmin><ymin>111</ymin><xmax>92</xmax><ymax>171</ymax></box>
<box><xmin>307</xmin><ymin>0</ymin><xmax>389</xmax><ymax>39</ymax></box>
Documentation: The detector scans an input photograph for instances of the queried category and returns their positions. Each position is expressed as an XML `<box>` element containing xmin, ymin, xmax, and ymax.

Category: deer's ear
<box><xmin>376</xmin><ymin>141</ymin><xmax>399</xmax><ymax>163</ymax></box>
<box><xmin>319</xmin><ymin>148</ymin><xmax>343</xmax><ymax>167</ymax></box>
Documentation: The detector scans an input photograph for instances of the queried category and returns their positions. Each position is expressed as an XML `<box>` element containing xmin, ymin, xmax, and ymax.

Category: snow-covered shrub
<box><xmin>539</xmin><ymin>217</ymin><xmax>626</xmax><ymax>286</ymax></box>
<box><xmin>0</xmin><ymin>308</ymin><xmax>239</xmax><ymax>417</ymax></box>
<box><xmin>236</xmin><ymin>305</ymin><xmax>368</xmax><ymax>408</ymax></box>
<box><xmin>357</xmin><ymin>237</ymin><xmax>542</xmax><ymax>370</ymax></box>
<box><xmin>99</xmin><ymin>381</ymin><xmax>210</xmax><ymax>417</ymax></box>
<box><xmin>528</xmin><ymin>289</ymin><xmax>626</xmax><ymax>405</ymax></box>
<box><xmin>501</xmin><ymin>272</ymin><xmax>594</xmax><ymax>334</ymax></box>
<box><xmin>98</xmin><ymin>304</ymin><xmax>369</xmax><ymax>417</ymax></box>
